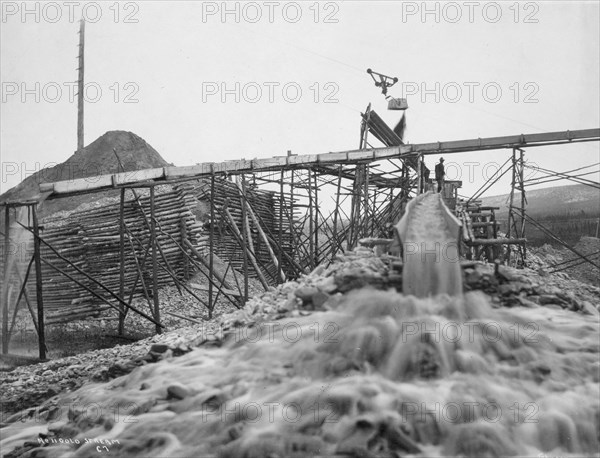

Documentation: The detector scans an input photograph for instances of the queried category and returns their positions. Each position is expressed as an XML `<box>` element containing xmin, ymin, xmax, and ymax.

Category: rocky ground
<box><xmin>1</xmin><ymin>245</ymin><xmax>599</xmax><ymax>428</ymax></box>
<box><xmin>0</xmin><ymin>266</ymin><xmax>265</xmax><ymax>420</ymax></box>
<box><xmin>528</xmin><ymin>237</ymin><xmax>600</xmax><ymax>287</ymax></box>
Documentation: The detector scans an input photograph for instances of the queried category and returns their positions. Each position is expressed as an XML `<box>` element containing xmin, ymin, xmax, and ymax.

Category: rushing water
<box><xmin>2</xmin><ymin>286</ymin><xmax>598</xmax><ymax>457</ymax></box>
<box><xmin>400</xmin><ymin>192</ymin><xmax>463</xmax><ymax>298</ymax></box>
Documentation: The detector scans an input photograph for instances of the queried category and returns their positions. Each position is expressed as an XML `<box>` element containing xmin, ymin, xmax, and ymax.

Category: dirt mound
<box><xmin>0</xmin><ymin>131</ymin><xmax>171</xmax><ymax>217</ymax></box>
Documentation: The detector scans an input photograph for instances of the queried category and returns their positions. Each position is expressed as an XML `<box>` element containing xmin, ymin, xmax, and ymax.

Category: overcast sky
<box><xmin>1</xmin><ymin>0</ymin><xmax>599</xmax><ymax>197</ymax></box>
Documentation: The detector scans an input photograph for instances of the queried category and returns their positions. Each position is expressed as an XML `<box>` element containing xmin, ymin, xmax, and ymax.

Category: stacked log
<box><xmin>26</xmin><ymin>186</ymin><xmax>205</xmax><ymax>325</ymax></box>
<box><xmin>3</xmin><ymin>179</ymin><xmax>301</xmax><ymax>328</ymax></box>
<box><xmin>185</xmin><ymin>178</ymin><xmax>297</xmax><ymax>282</ymax></box>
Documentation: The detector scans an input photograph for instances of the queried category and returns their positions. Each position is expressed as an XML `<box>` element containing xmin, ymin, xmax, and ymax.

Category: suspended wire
<box><xmin>452</xmin><ymin>102</ymin><xmax>547</xmax><ymax>133</ymax></box>
<box><xmin>523</xmin><ymin>163</ymin><xmax>600</xmax><ymax>188</ymax></box>
<box><xmin>525</xmin><ymin>162</ymin><xmax>600</xmax><ymax>177</ymax></box>
<box><xmin>523</xmin><ymin>170</ymin><xmax>600</xmax><ymax>186</ymax></box>
<box><xmin>237</xmin><ymin>24</ymin><xmax>365</xmax><ymax>74</ymax></box>
<box><xmin>550</xmin><ymin>250</ymin><xmax>600</xmax><ymax>269</ymax></box>
<box><xmin>466</xmin><ymin>156</ymin><xmax>513</xmax><ymax>203</ymax></box>
<box><xmin>554</xmin><ymin>162</ymin><xmax>600</xmax><ymax>174</ymax></box>
<box><xmin>523</xmin><ymin>174</ymin><xmax>600</xmax><ymax>189</ymax></box>
<box><xmin>234</xmin><ymin>23</ymin><xmax>596</xmax><ymax>158</ymax></box>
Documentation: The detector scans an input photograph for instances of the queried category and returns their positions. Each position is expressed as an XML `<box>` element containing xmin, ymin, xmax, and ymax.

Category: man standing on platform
<box><xmin>435</xmin><ymin>157</ymin><xmax>445</xmax><ymax>193</ymax></box>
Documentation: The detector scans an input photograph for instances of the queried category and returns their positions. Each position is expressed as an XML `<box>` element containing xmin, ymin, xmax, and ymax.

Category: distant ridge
<box><xmin>481</xmin><ymin>184</ymin><xmax>600</xmax><ymax>245</ymax></box>
<box><xmin>481</xmin><ymin>184</ymin><xmax>599</xmax><ymax>217</ymax></box>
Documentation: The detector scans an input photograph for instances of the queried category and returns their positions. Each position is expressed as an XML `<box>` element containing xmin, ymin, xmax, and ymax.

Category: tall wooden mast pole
<box><xmin>77</xmin><ymin>19</ymin><xmax>85</xmax><ymax>151</ymax></box>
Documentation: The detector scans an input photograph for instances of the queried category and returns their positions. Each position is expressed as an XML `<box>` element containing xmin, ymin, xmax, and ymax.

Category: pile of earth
<box><xmin>0</xmin><ymin>131</ymin><xmax>171</xmax><ymax>218</ymax></box>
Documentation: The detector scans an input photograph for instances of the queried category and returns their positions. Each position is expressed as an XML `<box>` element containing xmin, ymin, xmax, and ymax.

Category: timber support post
<box><xmin>31</xmin><ymin>203</ymin><xmax>46</xmax><ymax>360</ymax></box>
<box><xmin>314</xmin><ymin>170</ymin><xmax>319</xmax><ymax>267</ymax></box>
<box><xmin>278</xmin><ymin>169</ymin><xmax>285</xmax><ymax>276</ymax></box>
<box><xmin>149</xmin><ymin>186</ymin><xmax>161</xmax><ymax>334</ymax></box>
<box><xmin>77</xmin><ymin>19</ymin><xmax>85</xmax><ymax>152</ymax></box>
<box><xmin>179</xmin><ymin>216</ymin><xmax>189</xmax><ymax>281</ymax></box>
<box><xmin>118</xmin><ymin>188</ymin><xmax>126</xmax><ymax>335</ymax></box>
<box><xmin>332</xmin><ymin>164</ymin><xmax>343</xmax><ymax>259</ymax></box>
<box><xmin>240</xmin><ymin>175</ymin><xmax>249</xmax><ymax>302</ymax></box>
<box><xmin>308</xmin><ymin>169</ymin><xmax>315</xmax><ymax>269</ymax></box>
<box><xmin>2</xmin><ymin>205</ymin><xmax>10</xmax><ymax>354</ymax></box>
<box><xmin>209</xmin><ymin>172</ymin><xmax>215</xmax><ymax>318</ymax></box>
<box><xmin>519</xmin><ymin>148</ymin><xmax>527</xmax><ymax>261</ymax></box>
<box><xmin>507</xmin><ymin>147</ymin><xmax>527</xmax><ymax>266</ymax></box>
<box><xmin>417</xmin><ymin>153</ymin><xmax>423</xmax><ymax>195</ymax></box>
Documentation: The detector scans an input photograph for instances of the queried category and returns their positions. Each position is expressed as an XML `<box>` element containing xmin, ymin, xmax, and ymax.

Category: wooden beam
<box><xmin>243</xmin><ymin>190</ymin><xmax>287</xmax><ymax>282</ymax></box>
<box><xmin>406</xmin><ymin>128</ymin><xmax>600</xmax><ymax>155</ymax></box>
<box><xmin>2</xmin><ymin>206</ymin><xmax>10</xmax><ymax>354</ymax></box>
<box><xmin>18</xmin><ymin>220</ymin><xmax>165</xmax><ymax>328</ymax></box>
<box><xmin>118</xmin><ymin>188</ymin><xmax>126</xmax><ymax>335</ymax></box>
<box><xmin>189</xmin><ymin>283</ymin><xmax>241</xmax><ymax>297</ymax></box>
<box><xmin>34</xmin><ymin>128</ymin><xmax>599</xmax><ymax>200</ymax></box>
<box><xmin>467</xmin><ymin>238</ymin><xmax>527</xmax><ymax>246</ymax></box>
<box><xmin>31</xmin><ymin>204</ymin><xmax>46</xmax><ymax>360</ymax></box>
<box><xmin>208</xmin><ymin>174</ymin><xmax>215</xmax><ymax>316</ymax></box>
<box><xmin>223</xmin><ymin>206</ymin><xmax>269</xmax><ymax>290</ymax></box>
<box><xmin>150</xmin><ymin>187</ymin><xmax>161</xmax><ymax>335</ymax></box>
<box><xmin>77</xmin><ymin>19</ymin><xmax>85</xmax><ymax>152</ymax></box>
<box><xmin>164</xmin><ymin>310</ymin><xmax>203</xmax><ymax>325</ymax></box>
<box><xmin>179</xmin><ymin>217</ymin><xmax>189</xmax><ymax>281</ymax></box>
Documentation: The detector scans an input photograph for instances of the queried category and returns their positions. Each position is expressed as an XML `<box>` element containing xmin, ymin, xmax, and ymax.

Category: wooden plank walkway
<box><xmin>26</xmin><ymin>128</ymin><xmax>598</xmax><ymax>201</ymax></box>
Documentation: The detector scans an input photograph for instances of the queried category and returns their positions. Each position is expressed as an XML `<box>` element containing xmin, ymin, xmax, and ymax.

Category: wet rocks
<box><xmin>538</xmin><ymin>294</ymin><xmax>567</xmax><ymax>306</ymax></box>
<box><xmin>462</xmin><ymin>263</ymin><xmax>499</xmax><ymax>293</ymax></box>
<box><xmin>149</xmin><ymin>343</ymin><xmax>170</xmax><ymax>354</ymax></box>
<box><xmin>294</xmin><ymin>286</ymin><xmax>331</xmax><ymax>309</ymax></box>
<box><xmin>294</xmin><ymin>286</ymin><xmax>320</xmax><ymax>302</ymax></box>
<box><xmin>462</xmin><ymin>259</ymin><xmax>600</xmax><ymax>316</ymax></box>
<box><xmin>335</xmin><ymin>268</ymin><xmax>383</xmax><ymax>293</ymax></box>
<box><xmin>166</xmin><ymin>383</ymin><xmax>190</xmax><ymax>400</ymax></box>
<box><xmin>517</xmin><ymin>296</ymin><xmax>539</xmax><ymax>308</ymax></box>
<box><xmin>0</xmin><ymin>326</ymin><xmax>208</xmax><ymax>420</ymax></box>
<box><xmin>497</xmin><ymin>282</ymin><xmax>533</xmax><ymax>296</ymax></box>
<box><xmin>582</xmin><ymin>301</ymin><xmax>600</xmax><ymax>316</ymax></box>
<box><xmin>311</xmin><ymin>291</ymin><xmax>331</xmax><ymax>308</ymax></box>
